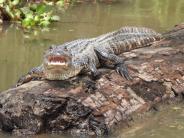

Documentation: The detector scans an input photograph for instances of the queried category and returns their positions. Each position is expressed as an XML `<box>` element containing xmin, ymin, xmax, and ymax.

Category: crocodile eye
<box><xmin>49</xmin><ymin>46</ymin><xmax>53</xmax><ymax>50</ymax></box>
<box><xmin>49</xmin><ymin>45</ymin><xmax>55</xmax><ymax>50</ymax></box>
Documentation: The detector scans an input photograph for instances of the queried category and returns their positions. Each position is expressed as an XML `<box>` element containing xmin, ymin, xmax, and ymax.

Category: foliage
<box><xmin>0</xmin><ymin>0</ymin><xmax>73</xmax><ymax>28</ymax></box>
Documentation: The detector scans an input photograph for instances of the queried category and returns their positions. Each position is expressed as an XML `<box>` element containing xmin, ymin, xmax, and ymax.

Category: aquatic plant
<box><xmin>0</xmin><ymin>0</ymin><xmax>67</xmax><ymax>28</ymax></box>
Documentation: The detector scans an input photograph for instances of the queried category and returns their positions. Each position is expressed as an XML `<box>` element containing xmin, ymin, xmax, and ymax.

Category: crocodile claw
<box><xmin>91</xmin><ymin>70</ymin><xmax>101</xmax><ymax>80</ymax></box>
<box><xmin>116</xmin><ymin>63</ymin><xmax>132</xmax><ymax>80</ymax></box>
<box><xmin>16</xmin><ymin>74</ymin><xmax>42</xmax><ymax>87</ymax></box>
<box><xmin>16</xmin><ymin>74</ymin><xmax>33</xmax><ymax>87</ymax></box>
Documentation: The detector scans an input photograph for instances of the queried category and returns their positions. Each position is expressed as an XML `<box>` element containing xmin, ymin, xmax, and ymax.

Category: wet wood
<box><xmin>0</xmin><ymin>23</ymin><xmax>184</xmax><ymax>136</ymax></box>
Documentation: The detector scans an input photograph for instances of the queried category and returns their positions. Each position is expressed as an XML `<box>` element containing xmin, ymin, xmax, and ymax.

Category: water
<box><xmin>114</xmin><ymin>104</ymin><xmax>184</xmax><ymax>138</ymax></box>
<box><xmin>0</xmin><ymin>0</ymin><xmax>184</xmax><ymax>137</ymax></box>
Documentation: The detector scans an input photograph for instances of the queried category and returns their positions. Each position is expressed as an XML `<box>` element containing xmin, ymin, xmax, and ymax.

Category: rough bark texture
<box><xmin>0</xmin><ymin>23</ymin><xmax>184</xmax><ymax>136</ymax></box>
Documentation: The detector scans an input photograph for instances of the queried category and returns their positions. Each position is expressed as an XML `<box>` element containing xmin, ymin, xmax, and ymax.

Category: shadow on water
<box><xmin>0</xmin><ymin>0</ymin><xmax>184</xmax><ymax>137</ymax></box>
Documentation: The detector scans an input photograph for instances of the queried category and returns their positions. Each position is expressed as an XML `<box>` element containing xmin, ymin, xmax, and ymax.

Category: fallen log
<box><xmin>0</xmin><ymin>23</ymin><xmax>184</xmax><ymax>136</ymax></box>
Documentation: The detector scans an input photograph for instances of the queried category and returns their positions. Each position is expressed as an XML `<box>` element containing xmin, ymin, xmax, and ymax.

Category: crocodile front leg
<box><xmin>87</xmin><ymin>58</ymin><xmax>101</xmax><ymax>80</ymax></box>
<box><xmin>16</xmin><ymin>65</ymin><xmax>44</xmax><ymax>86</ymax></box>
<box><xmin>94</xmin><ymin>49</ymin><xmax>132</xmax><ymax>80</ymax></box>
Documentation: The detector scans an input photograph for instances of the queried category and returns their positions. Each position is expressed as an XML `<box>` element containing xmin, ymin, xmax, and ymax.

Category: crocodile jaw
<box><xmin>44</xmin><ymin>66</ymin><xmax>82</xmax><ymax>80</ymax></box>
<box><xmin>43</xmin><ymin>54</ymin><xmax>81</xmax><ymax>80</ymax></box>
<box><xmin>43</xmin><ymin>60</ymin><xmax>82</xmax><ymax>80</ymax></box>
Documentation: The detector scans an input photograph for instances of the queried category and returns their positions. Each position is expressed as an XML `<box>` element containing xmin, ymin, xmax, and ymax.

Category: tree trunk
<box><xmin>0</xmin><ymin>23</ymin><xmax>184</xmax><ymax>136</ymax></box>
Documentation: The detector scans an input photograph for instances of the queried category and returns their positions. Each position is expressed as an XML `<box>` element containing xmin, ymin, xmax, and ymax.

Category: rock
<box><xmin>0</xmin><ymin>24</ymin><xmax>184</xmax><ymax>136</ymax></box>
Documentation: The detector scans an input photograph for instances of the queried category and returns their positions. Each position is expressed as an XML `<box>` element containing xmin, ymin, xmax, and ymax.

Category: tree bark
<box><xmin>0</xmin><ymin>23</ymin><xmax>184</xmax><ymax>136</ymax></box>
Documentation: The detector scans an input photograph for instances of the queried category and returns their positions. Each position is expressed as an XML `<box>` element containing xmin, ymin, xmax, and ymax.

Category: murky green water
<box><xmin>114</xmin><ymin>104</ymin><xmax>184</xmax><ymax>138</ymax></box>
<box><xmin>0</xmin><ymin>0</ymin><xmax>184</xmax><ymax>137</ymax></box>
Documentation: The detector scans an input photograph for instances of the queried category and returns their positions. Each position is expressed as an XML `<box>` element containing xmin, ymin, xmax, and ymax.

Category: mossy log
<box><xmin>0</xmin><ymin>23</ymin><xmax>184</xmax><ymax>136</ymax></box>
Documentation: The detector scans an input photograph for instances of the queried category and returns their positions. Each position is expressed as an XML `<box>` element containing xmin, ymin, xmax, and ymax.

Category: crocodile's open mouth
<box><xmin>43</xmin><ymin>55</ymin><xmax>81</xmax><ymax>80</ymax></box>
<box><xmin>47</xmin><ymin>55</ymin><xmax>68</xmax><ymax>66</ymax></box>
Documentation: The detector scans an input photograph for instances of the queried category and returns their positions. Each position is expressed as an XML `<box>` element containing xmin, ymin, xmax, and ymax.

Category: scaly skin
<box><xmin>17</xmin><ymin>27</ymin><xmax>161</xmax><ymax>86</ymax></box>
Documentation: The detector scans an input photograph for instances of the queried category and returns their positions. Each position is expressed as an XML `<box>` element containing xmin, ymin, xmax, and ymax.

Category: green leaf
<box><xmin>34</xmin><ymin>15</ymin><xmax>40</xmax><ymax>22</ymax></box>
<box><xmin>12</xmin><ymin>0</ymin><xmax>20</xmax><ymax>6</ymax></box>
<box><xmin>43</xmin><ymin>14</ymin><xmax>51</xmax><ymax>21</ymax></box>
<box><xmin>22</xmin><ymin>19</ymin><xmax>31</xmax><ymax>27</ymax></box>
<box><xmin>20</xmin><ymin>7</ymin><xmax>33</xmax><ymax>15</ymax></box>
<box><xmin>0</xmin><ymin>0</ymin><xmax>5</xmax><ymax>4</ymax></box>
<box><xmin>25</xmin><ymin>13</ymin><xmax>34</xmax><ymax>19</ymax></box>
<box><xmin>30</xmin><ymin>4</ymin><xmax>38</xmax><ymax>11</ymax></box>
<box><xmin>56</xmin><ymin>0</ymin><xmax>64</xmax><ymax>7</ymax></box>
<box><xmin>51</xmin><ymin>15</ymin><xmax>60</xmax><ymax>21</ymax></box>
<box><xmin>45</xmin><ymin>2</ymin><xmax>54</xmax><ymax>6</ymax></box>
<box><xmin>5</xmin><ymin>5</ymin><xmax>15</xmax><ymax>19</ymax></box>
<box><xmin>39</xmin><ymin>20</ymin><xmax>50</xmax><ymax>27</ymax></box>
<box><xmin>22</xmin><ymin>17</ymin><xmax>35</xmax><ymax>27</ymax></box>
<box><xmin>14</xmin><ymin>9</ymin><xmax>21</xmax><ymax>19</ymax></box>
<box><xmin>36</xmin><ymin>4</ymin><xmax>47</xmax><ymax>14</ymax></box>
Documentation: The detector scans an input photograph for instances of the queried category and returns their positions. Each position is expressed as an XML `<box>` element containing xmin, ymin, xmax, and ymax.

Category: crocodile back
<box><xmin>94</xmin><ymin>27</ymin><xmax>161</xmax><ymax>55</ymax></box>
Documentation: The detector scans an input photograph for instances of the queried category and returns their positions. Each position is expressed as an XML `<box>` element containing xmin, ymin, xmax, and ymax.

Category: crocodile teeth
<box><xmin>48</xmin><ymin>61</ymin><xmax>66</xmax><ymax>66</ymax></box>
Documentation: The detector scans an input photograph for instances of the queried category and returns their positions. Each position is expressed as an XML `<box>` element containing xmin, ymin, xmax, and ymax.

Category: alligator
<box><xmin>17</xmin><ymin>27</ymin><xmax>161</xmax><ymax>85</ymax></box>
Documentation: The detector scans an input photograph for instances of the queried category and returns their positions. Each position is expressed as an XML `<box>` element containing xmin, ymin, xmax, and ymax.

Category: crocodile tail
<box><xmin>119</xmin><ymin>27</ymin><xmax>160</xmax><ymax>36</ymax></box>
<box><xmin>121</xmin><ymin>35</ymin><xmax>161</xmax><ymax>52</ymax></box>
<box><xmin>114</xmin><ymin>27</ymin><xmax>162</xmax><ymax>53</ymax></box>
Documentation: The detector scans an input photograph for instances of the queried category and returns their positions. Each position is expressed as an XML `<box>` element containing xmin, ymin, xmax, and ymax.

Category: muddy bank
<box><xmin>0</xmin><ymin>23</ymin><xmax>184</xmax><ymax>136</ymax></box>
